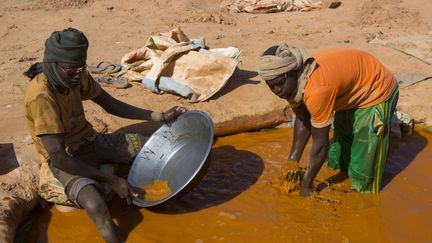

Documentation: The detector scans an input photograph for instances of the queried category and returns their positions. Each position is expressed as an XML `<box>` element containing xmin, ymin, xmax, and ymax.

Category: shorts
<box><xmin>327</xmin><ymin>86</ymin><xmax>399</xmax><ymax>193</ymax></box>
<box><xmin>39</xmin><ymin>133</ymin><xmax>147</xmax><ymax>207</ymax></box>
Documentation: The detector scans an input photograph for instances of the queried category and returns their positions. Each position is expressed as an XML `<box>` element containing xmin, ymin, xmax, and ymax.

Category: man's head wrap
<box><xmin>42</xmin><ymin>28</ymin><xmax>89</xmax><ymax>93</ymax></box>
<box><xmin>256</xmin><ymin>43</ymin><xmax>316</xmax><ymax>103</ymax></box>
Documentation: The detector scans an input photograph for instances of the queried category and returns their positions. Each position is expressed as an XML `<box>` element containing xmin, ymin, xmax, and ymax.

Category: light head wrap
<box><xmin>256</xmin><ymin>43</ymin><xmax>316</xmax><ymax>103</ymax></box>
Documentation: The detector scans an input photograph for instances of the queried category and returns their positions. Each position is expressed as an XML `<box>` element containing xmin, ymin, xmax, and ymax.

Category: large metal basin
<box><xmin>127</xmin><ymin>110</ymin><xmax>214</xmax><ymax>207</ymax></box>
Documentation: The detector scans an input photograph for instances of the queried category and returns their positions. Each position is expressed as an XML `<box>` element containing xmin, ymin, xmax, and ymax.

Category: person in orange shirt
<box><xmin>257</xmin><ymin>44</ymin><xmax>399</xmax><ymax>197</ymax></box>
<box><xmin>24</xmin><ymin>28</ymin><xmax>187</xmax><ymax>243</ymax></box>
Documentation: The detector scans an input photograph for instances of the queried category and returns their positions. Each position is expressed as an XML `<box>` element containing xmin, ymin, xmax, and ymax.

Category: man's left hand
<box><xmin>162</xmin><ymin>106</ymin><xmax>188</xmax><ymax>123</ymax></box>
<box><xmin>109</xmin><ymin>177</ymin><xmax>137</xmax><ymax>205</ymax></box>
<box><xmin>299</xmin><ymin>184</ymin><xmax>312</xmax><ymax>197</ymax></box>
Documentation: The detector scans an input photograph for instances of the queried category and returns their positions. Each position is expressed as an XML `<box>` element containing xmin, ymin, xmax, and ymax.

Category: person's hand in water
<box><xmin>284</xmin><ymin>160</ymin><xmax>304</xmax><ymax>182</ymax></box>
<box><xmin>283</xmin><ymin>160</ymin><xmax>307</xmax><ymax>195</ymax></box>
<box><xmin>299</xmin><ymin>184</ymin><xmax>312</xmax><ymax>197</ymax></box>
<box><xmin>109</xmin><ymin>177</ymin><xmax>138</xmax><ymax>205</ymax></box>
<box><xmin>285</xmin><ymin>167</ymin><xmax>304</xmax><ymax>183</ymax></box>
<box><xmin>161</xmin><ymin>106</ymin><xmax>188</xmax><ymax>123</ymax></box>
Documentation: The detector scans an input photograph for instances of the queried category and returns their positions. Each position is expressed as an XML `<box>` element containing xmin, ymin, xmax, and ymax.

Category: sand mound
<box><xmin>356</xmin><ymin>0</ymin><xmax>424</xmax><ymax>32</ymax></box>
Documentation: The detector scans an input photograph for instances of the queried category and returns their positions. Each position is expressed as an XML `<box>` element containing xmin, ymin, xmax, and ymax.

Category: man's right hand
<box><xmin>286</xmin><ymin>168</ymin><xmax>304</xmax><ymax>182</ymax></box>
<box><xmin>162</xmin><ymin>106</ymin><xmax>188</xmax><ymax>123</ymax></box>
<box><xmin>109</xmin><ymin>177</ymin><xmax>137</xmax><ymax>205</ymax></box>
<box><xmin>284</xmin><ymin>160</ymin><xmax>304</xmax><ymax>183</ymax></box>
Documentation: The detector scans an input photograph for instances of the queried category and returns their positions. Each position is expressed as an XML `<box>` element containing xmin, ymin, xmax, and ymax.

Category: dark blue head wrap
<box><xmin>24</xmin><ymin>28</ymin><xmax>89</xmax><ymax>93</ymax></box>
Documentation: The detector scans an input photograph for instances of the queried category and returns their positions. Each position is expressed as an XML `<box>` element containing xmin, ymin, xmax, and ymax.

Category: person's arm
<box><xmin>289</xmin><ymin>104</ymin><xmax>312</xmax><ymax>162</ymax></box>
<box><xmin>40</xmin><ymin>134</ymin><xmax>135</xmax><ymax>204</ymax></box>
<box><xmin>299</xmin><ymin>124</ymin><xmax>331</xmax><ymax>197</ymax></box>
<box><xmin>92</xmin><ymin>89</ymin><xmax>186</xmax><ymax>122</ymax></box>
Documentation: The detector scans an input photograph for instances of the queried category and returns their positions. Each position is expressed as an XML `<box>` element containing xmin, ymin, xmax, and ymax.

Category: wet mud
<box><xmin>22</xmin><ymin>128</ymin><xmax>432</xmax><ymax>242</ymax></box>
<box><xmin>142</xmin><ymin>180</ymin><xmax>172</xmax><ymax>202</ymax></box>
<box><xmin>271</xmin><ymin>164</ymin><xmax>305</xmax><ymax>194</ymax></box>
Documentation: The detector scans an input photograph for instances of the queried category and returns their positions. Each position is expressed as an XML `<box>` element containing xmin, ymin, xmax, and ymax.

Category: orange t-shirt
<box><xmin>301</xmin><ymin>48</ymin><xmax>397</xmax><ymax>128</ymax></box>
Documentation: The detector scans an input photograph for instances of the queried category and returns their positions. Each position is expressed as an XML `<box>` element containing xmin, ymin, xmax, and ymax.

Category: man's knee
<box><xmin>76</xmin><ymin>184</ymin><xmax>108</xmax><ymax>214</ymax></box>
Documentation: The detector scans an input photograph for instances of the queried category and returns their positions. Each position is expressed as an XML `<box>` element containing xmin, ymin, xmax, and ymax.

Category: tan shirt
<box><xmin>24</xmin><ymin>71</ymin><xmax>101</xmax><ymax>163</ymax></box>
<box><xmin>300</xmin><ymin>48</ymin><xmax>397</xmax><ymax>128</ymax></box>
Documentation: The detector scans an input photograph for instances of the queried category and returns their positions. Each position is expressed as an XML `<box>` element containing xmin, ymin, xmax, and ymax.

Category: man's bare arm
<box><xmin>299</xmin><ymin>125</ymin><xmax>331</xmax><ymax>197</ymax></box>
<box><xmin>40</xmin><ymin>134</ymin><xmax>116</xmax><ymax>181</ymax></box>
<box><xmin>40</xmin><ymin>134</ymin><xmax>134</xmax><ymax>204</ymax></box>
<box><xmin>92</xmin><ymin>89</ymin><xmax>187</xmax><ymax>122</ymax></box>
<box><xmin>289</xmin><ymin>104</ymin><xmax>312</xmax><ymax>162</ymax></box>
<box><xmin>92</xmin><ymin>89</ymin><xmax>159</xmax><ymax>121</ymax></box>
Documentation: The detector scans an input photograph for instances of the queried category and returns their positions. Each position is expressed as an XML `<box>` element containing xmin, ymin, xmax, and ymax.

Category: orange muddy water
<box><xmin>25</xmin><ymin>128</ymin><xmax>432</xmax><ymax>242</ymax></box>
<box><xmin>142</xmin><ymin>180</ymin><xmax>172</xmax><ymax>202</ymax></box>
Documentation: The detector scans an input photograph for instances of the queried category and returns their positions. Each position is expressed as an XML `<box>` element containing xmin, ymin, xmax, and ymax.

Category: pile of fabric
<box><xmin>118</xmin><ymin>27</ymin><xmax>240</xmax><ymax>103</ymax></box>
<box><xmin>220</xmin><ymin>0</ymin><xmax>322</xmax><ymax>13</ymax></box>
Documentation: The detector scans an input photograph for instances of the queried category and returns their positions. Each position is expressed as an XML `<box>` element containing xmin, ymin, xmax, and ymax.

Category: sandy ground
<box><xmin>0</xmin><ymin>0</ymin><xmax>432</xmax><ymax>241</ymax></box>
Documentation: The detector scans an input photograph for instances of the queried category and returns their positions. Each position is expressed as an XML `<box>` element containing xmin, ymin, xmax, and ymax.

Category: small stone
<box><xmin>67</xmin><ymin>17</ymin><xmax>73</xmax><ymax>22</ymax></box>
<box><xmin>266</xmin><ymin>30</ymin><xmax>275</xmax><ymax>34</ymax></box>
<box><xmin>107</xmin><ymin>6</ymin><xmax>114</xmax><ymax>10</ymax></box>
<box><xmin>328</xmin><ymin>0</ymin><xmax>342</xmax><ymax>8</ymax></box>
<box><xmin>18</xmin><ymin>57</ymin><xmax>36</xmax><ymax>62</ymax></box>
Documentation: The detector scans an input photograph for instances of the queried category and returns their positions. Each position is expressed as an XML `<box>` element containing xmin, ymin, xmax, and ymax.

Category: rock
<box><xmin>266</xmin><ymin>30</ymin><xmax>275</xmax><ymax>34</ymax></box>
<box><xmin>322</xmin><ymin>0</ymin><xmax>342</xmax><ymax>9</ymax></box>
<box><xmin>18</xmin><ymin>57</ymin><xmax>36</xmax><ymax>63</ymax></box>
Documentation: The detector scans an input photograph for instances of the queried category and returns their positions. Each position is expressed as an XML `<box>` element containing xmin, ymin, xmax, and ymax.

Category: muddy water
<box><xmin>27</xmin><ymin>128</ymin><xmax>432</xmax><ymax>242</ymax></box>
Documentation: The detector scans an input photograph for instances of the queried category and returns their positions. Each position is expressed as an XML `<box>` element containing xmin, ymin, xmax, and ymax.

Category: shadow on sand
<box><xmin>0</xmin><ymin>143</ymin><xmax>20</xmax><ymax>175</ymax></box>
<box><xmin>209</xmin><ymin>68</ymin><xmax>260</xmax><ymax>100</ymax></box>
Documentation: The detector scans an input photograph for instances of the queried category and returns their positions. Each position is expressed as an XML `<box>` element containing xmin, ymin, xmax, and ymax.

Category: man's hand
<box><xmin>284</xmin><ymin>160</ymin><xmax>312</xmax><ymax>197</ymax></box>
<box><xmin>299</xmin><ymin>184</ymin><xmax>312</xmax><ymax>197</ymax></box>
<box><xmin>285</xmin><ymin>168</ymin><xmax>304</xmax><ymax>183</ymax></box>
<box><xmin>287</xmin><ymin>168</ymin><xmax>312</xmax><ymax>198</ymax></box>
<box><xmin>109</xmin><ymin>177</ymin><xmax>137</xmax><ymax>205</ymax></box>
<box><xmin>162</xmin><ymin>106</ymin><xmax>188</xmax><ymax>123</ymax></box>
<box><xmin>272</xmin><ymin>160</ymin><xmax>305</xmax><ymax>194</ymax></box>
<box><xmin>284</xmin><ymin>160</ymin><xmax>304</xmax><ymax>183</ymax></box>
